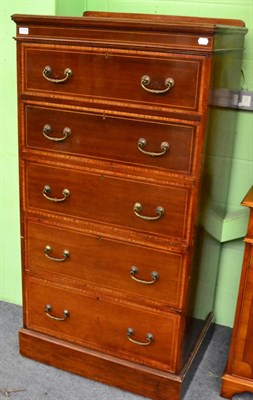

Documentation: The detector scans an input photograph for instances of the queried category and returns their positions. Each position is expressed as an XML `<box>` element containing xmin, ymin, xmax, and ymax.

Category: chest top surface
<box><xmin>11</xmin><ymin>12</ymin><xmax>247</xmax><ymax>54</ymax></box>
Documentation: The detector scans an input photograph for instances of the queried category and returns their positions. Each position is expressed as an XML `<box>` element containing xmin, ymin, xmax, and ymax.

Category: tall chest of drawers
<box><xmin>12</xmin><ymin>12</ymin><xmax>247</xmax><ymax>400</ymax></box>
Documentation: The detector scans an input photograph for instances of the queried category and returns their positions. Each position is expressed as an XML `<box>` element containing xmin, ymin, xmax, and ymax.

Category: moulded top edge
<box><xmin>242</xmin><ymin>186</ymin><xmax>253</xmax><ymax>208</ymax></box>
<box><xmin>11</xmin><ymin>13</ymin><xmax>247</xmax><ymax>35</ymax></box>
<box><xmin>82</xmin><ymin>11</ymin><xmax>246</xmax><ymax>28</ymax></box>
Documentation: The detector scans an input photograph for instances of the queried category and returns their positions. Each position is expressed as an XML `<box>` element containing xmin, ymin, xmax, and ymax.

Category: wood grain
<box><xmin>12</xmin><ymin>12</ymin><xmax>247</xmax><ymax>400</ymax></box>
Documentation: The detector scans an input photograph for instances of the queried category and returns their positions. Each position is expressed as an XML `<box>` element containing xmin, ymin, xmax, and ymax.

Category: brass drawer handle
<box><xmin>130</xmin><ymin>266</ymin><xmax>159</xmax><ymax>285</ymax></box>
<box><xmin>43</xmin><ymin>185</ymin><xmax>70</xmax><ymax>203</ymax></box>
<box><xmin>138</xmin><ymin>138</ymin><xmax>169</xmax><ymax>157</ymax></box>
<box><xmin>127</xmin><ymin>328</ymin><xmax>154</xmax><ymax>346</ymax></box>
<box><xmin>43</xmin><ymin>124</ymin><xmax>71</xmax><ymax>142</ymax></box>
<box><xmin>133</xmin><ymin>202</ymin><xmax>164</xmax><ymax>221</ymax></box>
<box><xmin>44</xmin><ymin>304</ymin><xmax>70</xmax><ymax>321</ymax></box>
<box><xmin>42</xmin><ymin>65</ymin><xmax>72</xmax><ymax>83</ymax></box>
<box><xmin>44</xmin><ymin>245</ymin><xmax>70</xmax><ymax>262</ymax></box>
<box><xmin>141</xmin><ymin>75</ymin><xmax>175</xmax><ymax>95</ymax></box>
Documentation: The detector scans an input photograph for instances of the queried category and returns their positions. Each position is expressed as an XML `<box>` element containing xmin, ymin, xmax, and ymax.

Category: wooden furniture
<box><xmin>12</xmin><ymin>12</ymin><xmax>247</xmax><ymax>400</ymax></box>
<box><xmin>221</xmin><ymin>186</ymin><xmax>253</xmax><ymax>398</ymax></box>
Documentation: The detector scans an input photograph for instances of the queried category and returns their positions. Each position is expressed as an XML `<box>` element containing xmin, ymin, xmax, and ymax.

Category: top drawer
<box><xmin>21</xmin><ymin>44</ymin><xmax>204</xmax><ymax>112</ymax></box>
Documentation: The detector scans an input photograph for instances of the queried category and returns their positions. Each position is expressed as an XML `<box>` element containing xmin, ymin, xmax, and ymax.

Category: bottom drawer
<box><xmin>25</xmin><ymin>276</ymin><xmax>181</xmax><ymax>372</ymax></box>
<box><xmin>26</xmin><ymin>220</ymin><xmax>184</xmax><ymax>308</ymax></box>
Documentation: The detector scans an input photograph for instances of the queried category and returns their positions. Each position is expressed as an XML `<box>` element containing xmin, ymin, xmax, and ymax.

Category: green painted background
<box><xmin>1</xmin><ymin>0</ymin><xmax>252</xmax><ymax>327</ymax></box>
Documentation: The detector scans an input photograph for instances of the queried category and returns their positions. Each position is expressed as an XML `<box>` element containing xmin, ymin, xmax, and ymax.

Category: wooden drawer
<box><xmin>26</xmin><ymin>221</ymin><xmax>186</xmax><ymax>308</ymax></box>
<box><xmin>25</xmin><ymin>276</ymin><xmax>180</xmax><ymax>372</ymax></box>
<box><xmin>25</xmin><ymin>105</ymin><xmax>196</xmax><ymax>175</ymax></box>
<box><xmin>22</xmin><ymin>44</ymin><xmax>202</xmax><ymax>111</ymax></box>
<box><xmin>25</xmin><ymin>162</ymin><xmax>190</xmax><ymax>241</ymax></box>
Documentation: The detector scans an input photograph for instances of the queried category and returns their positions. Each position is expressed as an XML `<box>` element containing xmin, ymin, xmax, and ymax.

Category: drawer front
<box><xmin>25</xmin><ymin>105</ymin><xmax>196</xmax><ymax>175</ymax></box>
<box><xmin>26</xmin><ymin>221</ymin><xmax>185</xmax><ymax>308</ymax></box>
<box><xmin>26</xmin><ymin>277</ymin><xmax>180</xmax><ymax>372</ymax></box>
<box><xmin>25</xmin><ymin>162</ymin><xmax>190</xmax><ymax>240</ymax></box>
<box><xmin>23</xmin><ymin>45</ymin><xmax>202</xmax><ymax>111</ymax></box>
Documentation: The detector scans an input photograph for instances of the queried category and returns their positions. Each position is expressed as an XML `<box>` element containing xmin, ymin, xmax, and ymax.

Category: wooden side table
<box><xmin>221</xmin><ymin>186</ymin><xmax>253</xmax><ymax>398</ymax></box>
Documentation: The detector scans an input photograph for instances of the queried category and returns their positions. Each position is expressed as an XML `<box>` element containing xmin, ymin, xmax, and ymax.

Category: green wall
<box><xmin>0</xmin><ymin>0</ymin><xmax>56</xmax><ymax>306</ymax></box>
<box><xmin>1</xmin><ymin>0</ymin><xmax>252</xmax><ymax>327</ymax></box>
<box><xmin>56</xmin><ymin>0</ymin><xmax>86</xmax><ymax>15</ymax></box>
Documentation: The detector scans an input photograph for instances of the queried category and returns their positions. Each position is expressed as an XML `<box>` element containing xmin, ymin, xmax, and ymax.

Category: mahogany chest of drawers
<box><xmin>12</xmin><ymin>12</ymin><xmax>247</xmax><ymax>400</ymax></box>
<box><xmin>221</xmin><ymin>187</ymin><xmax>253</xmax><ymax>398</ymax></box>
